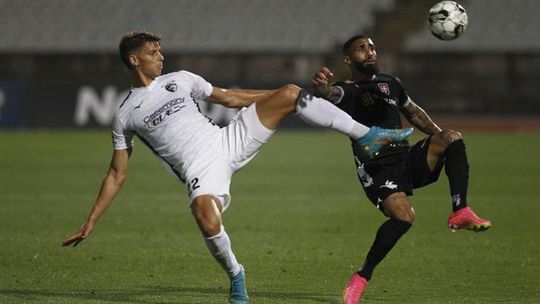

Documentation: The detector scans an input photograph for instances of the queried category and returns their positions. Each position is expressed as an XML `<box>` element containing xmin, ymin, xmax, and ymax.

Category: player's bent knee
<box><xmin>394</xmin><ymin>206</ymin><xmax>415</xmax><ymax>224</ymax></box>
<box><xmin>447</xmin><ymin>130</ymin><xmax>463</xmax><ymax>142</ymax></box>
<box><xmin>431</xmin><ymin>130</ymin><xmax>462</xmax><ymax>152</ymax></box>
<box><xmin>201</xmin><ymin>221</ymin><xmax>222</xmax><ymax>237</ymax></box>
<box><xmin>437</xmin><ymin>129</ymin><xmax>463</xmax><ymax>144</ymax></box>
<box><xmin>191</xmin><ymin>196</ymin><xmax>223</xmax><ymax>237</ymax></box>
<box><xmin>192</xmin><ymin>212</ymin><xmax>222</xmax><ymax>236</ymax></box>
<box><xmin>277</xmin><ymin>84</ymin><xmax>302</xmax><ymax>104</ymax></box>
<box><xmin>383</xmin><ymin>193</ymin><xmax>415</xmax><ymax>224</ymax></box>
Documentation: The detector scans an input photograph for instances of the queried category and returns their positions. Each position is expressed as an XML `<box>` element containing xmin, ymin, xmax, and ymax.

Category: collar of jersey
<box><xmin>347</xmin><ymin>74</ymin><xmax>377</xmax><ymax>83</ymax></box>
<box><xmin>131</xmin><ymin>79</ymin><xmax>158</xmax><ymax>92</ymax></box>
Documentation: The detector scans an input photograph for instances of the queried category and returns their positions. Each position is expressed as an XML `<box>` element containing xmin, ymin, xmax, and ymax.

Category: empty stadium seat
<box><xmin>0</xmin><ymin>0</ymin><xmax>395</xmax><ymax>53</ymax></box>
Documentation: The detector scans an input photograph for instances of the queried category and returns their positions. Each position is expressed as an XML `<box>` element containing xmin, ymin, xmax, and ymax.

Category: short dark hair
<box><xmin>119</xmin><ymin>31</ymin><xmax>161</xmax><ymax>69</ymax></box>
<box><xmin>342</xmin><ymin>34</ymin><xmax>369</xmax><ymax>55</ymax></box>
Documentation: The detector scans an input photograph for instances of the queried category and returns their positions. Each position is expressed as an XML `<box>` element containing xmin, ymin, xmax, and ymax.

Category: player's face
<box><xmin>345</xmin><ymin>38</ymin><xmax>379</xmax><ymax>76</ymax></box>
<box><xmin>132</xmin><ymin>41</ymin><xmax>164</xmax><ymax>80</ymax></box>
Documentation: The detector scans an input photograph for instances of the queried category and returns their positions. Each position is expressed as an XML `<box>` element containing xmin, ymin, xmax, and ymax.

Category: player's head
<box><xmin>119</xmin><ymin>31</ymin><xmax>164</xmax><ymax>80</ymax></box>
<box><xmin>342</xmin><ymin>34</ymin><xmax>379</xmax><ymax>77</ymax></box>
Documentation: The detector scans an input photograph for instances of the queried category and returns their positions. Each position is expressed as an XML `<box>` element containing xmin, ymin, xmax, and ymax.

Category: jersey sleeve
<box><xmin>394</xmin><ymin>77</ymin><xmax>411</xmax><ymax>108</ymax></box>
<box><xmin>330</xmin><ymin>85</ymin><xmax>345</xmax><ymax>105</ymax></box>
<box><xmin>111</xmin><ymin>115</ymin><xmax>134</xmax><ymax>150</ymax></box>
<box><xmin>179</xmin><ymin>70</ymin><xmax>213</xmax><ymax>100</ymax></box>
<box><xmin>332</xmin><ymin>82</ymin><xmax>353</xmax><ymax>109</ymax></box>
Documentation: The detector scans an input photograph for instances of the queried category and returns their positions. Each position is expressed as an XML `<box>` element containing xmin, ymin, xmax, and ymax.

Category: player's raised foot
<box><xmin>354</xmin><ymin>127</ymin><xmax>414</xmax><ymax>158</ymax></box>
<box><xmin>229</xmin><ymin>265</ymin><xmax>249</xmax><ymax>304</ymax></box>
<box><xmin>343</xmin><ymin>273</ymin><xmax>368</xmax><ymax>304</ymax></box>
<box><xmin>448</xmin><ymin>206</ymin><xmax>492</xmax><ymax>232</ymax></box>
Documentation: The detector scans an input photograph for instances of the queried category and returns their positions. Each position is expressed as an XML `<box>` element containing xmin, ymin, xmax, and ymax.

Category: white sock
<box><xmin>204</xmin><ymin>225</ymin><xmax>242</xmax><ymax>278</ymax></box>
<box><xmin>296</xmin><ymin>91</ymin><xmax>369</xmax><ymax>139</ymax></box>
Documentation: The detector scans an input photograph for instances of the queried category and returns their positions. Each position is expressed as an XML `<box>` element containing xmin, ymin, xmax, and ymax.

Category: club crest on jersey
<box><xmin>378</xmin><ymin>83</ymin><xmax>390</xmax><ymax>95</ymax></box>
<box><xmin>165</xmin><ymin>81</ymin><xmax>177</xmax><ymax>92</ymax></box>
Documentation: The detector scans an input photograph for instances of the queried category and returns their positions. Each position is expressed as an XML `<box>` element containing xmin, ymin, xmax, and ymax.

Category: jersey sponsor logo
<box><xmin>165</xmin><ymin>81</ymin><xmax>177</xmax><ymax>92</ymax></box>
<box><xmin>378</xmin><ymin>83</ymin><xmax>390</xmax><ymax>95</ymax></box>
<box><xmin>380</xmin><ymin>180</ymin><xmax>398</xmax><ymax>190</ymax></box>
<box><xmin>383</xmin><ymin>97</ymin><xmax>397</xmax><ymax>106</ymax></box>
<box><xmin>143</xmin><ymin>98</ymin><xmax>185</xmax><ymax>128</ymax></box>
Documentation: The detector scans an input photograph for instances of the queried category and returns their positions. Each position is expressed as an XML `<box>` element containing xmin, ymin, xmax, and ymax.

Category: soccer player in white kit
<box><xmin>62</xmin><ymin>31</ymin><xmax>413</xmax><ymax>303</ymax></box>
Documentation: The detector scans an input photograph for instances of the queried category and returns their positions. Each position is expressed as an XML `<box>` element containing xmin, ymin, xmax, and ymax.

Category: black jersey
<box><xmin>333</xmin><ymin>73</ymin><xmax>410</xmax><ymax>130</ymax></box>
<box><xmin>334</xmin><ymin>73</ymin><xmax>411</xmax><ymax>161</ymax></box>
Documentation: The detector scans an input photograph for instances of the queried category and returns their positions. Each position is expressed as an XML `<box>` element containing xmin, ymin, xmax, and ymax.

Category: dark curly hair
<box><xmin>342</xmin><ymin>34</ymin><xmax>369</xmax><ymax>55</ymax></box>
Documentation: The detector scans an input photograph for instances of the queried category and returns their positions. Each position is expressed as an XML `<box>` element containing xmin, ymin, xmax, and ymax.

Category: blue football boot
<box><xmin>229</xmin><ymin>265</ymin><xmax>249</xmax><ymax>304</ymax></box>
<box><xmin>354</xmin><ymin>127</ymin><xmax>414</xmax><ymax>158</ymax></box>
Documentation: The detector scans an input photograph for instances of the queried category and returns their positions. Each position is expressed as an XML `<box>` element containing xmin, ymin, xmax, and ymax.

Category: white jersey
<box><xmin>112</xmin><ymin>70</ymin><xmax>220</xmax><ymax>182</ymax></box>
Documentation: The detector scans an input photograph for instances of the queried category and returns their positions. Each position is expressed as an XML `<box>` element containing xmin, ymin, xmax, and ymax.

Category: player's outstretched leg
<box><xmin>448</xmin><ymin>206</ymin><xmax>491</xmax><ymax>232</ymax></box>
<box><xmin>229</xmin><ymin>264</ymin><xmax>249</xmax><ymax>304</ymax></box>
<box><xmin>354</xmin><ymin>126</ymin><xmax>414</xmax><ymax>158</ymax></box>
<box><xmin>292</xmin><ymin>89</ymin><xmax>413</xmax><ymax>150</ymax></box>
<box><xmin>343</xmin><ymin>273</ymin><xmax>368</xmax><ymax>304</ymax></box>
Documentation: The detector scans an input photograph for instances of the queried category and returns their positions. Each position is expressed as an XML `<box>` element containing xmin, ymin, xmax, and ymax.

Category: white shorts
<box><xmin>184</xmin><ymin>103</ymin><xmax>274</xmax><ymax>211</ymax></box>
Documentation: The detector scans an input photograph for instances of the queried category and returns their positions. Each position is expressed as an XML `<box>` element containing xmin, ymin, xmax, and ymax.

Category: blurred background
<box><xmin>1</xmin><ymin>0</ymin><xmax>539</xmax><ymax>129</ymax></box>
<box><xmin>1</xmin><ymin>3</ymin><xmax>540</xmax><ymax>303</ymax></box>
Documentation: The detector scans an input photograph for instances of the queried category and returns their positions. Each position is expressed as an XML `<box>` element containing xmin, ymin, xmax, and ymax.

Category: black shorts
<box><xmin>354</xmin><ymin>137</ymin><xmax>445</xmax><ymax>212</ymax></box>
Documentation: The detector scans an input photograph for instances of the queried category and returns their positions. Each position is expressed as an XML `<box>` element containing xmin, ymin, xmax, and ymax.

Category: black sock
<box><xmin>445</xmin><ymin>139</ymin><xmax>469</xmax><ymax>212</ymax></box>
<box><xmin>358</xmin><ymin>218</ymin><xmax>411</xmax><ymax>281</ymax></box>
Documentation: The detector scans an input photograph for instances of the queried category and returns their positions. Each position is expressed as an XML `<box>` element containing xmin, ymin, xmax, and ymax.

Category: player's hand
<box><xmin>62</xmin><ymin>222</ymin><xmax>94</xmax><ymax>247</ymax></box>
<box><xmin>312</xmin><ymin>66</ymin><xmax>334</xmax><ymax>86</ymax></box>
<box><xmin>312</xmin><ymin>66</ymin><xmax>334</xmax><ymax>97</ymax></box>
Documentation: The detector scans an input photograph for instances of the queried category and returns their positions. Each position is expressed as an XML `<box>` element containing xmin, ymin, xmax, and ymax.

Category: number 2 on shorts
<box><xmin>187</xmin><ymin>178</ymin><xmax>200</xmax><ymax>195</ymax></box>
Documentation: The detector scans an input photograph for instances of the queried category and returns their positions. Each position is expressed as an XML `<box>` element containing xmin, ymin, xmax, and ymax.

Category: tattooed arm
<box><xmin>401</xmin><ymin>99</ymin><xmax>442</xmax><ymax>135</ymax></box>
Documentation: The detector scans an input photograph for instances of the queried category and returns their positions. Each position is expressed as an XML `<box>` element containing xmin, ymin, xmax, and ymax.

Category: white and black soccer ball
<box><xmin>427</xmin><ymin>1</ymin><xmax>468</xmax><ymax>41</ymax></box>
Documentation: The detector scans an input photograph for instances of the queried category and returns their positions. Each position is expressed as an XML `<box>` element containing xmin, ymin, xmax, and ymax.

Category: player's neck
<box><xmin>131</xmin><ymin>71</ymin><xmax>154</xmax><ymax>88</ymax></box>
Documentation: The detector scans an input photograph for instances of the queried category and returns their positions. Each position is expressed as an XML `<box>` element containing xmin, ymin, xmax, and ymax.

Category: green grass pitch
<box><xmin>1</xmin><ymin>130</ymin><xmax>539</xmax><ymax>303</ymax></box>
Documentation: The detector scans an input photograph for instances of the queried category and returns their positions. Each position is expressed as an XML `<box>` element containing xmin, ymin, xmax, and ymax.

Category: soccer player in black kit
<box><xmin>311</xmin><ymin>35</ymin><xmax>492</xmax><ymax>304</ymax></box>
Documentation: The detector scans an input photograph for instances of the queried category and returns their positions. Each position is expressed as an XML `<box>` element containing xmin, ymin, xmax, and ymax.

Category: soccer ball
<box><xmin>427</xmin><ymin>1</ymin><xmax>468</xmax><ymax>40</ymax></box>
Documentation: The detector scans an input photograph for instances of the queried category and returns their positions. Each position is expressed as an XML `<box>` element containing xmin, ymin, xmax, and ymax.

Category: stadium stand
<box><xmin>0</xmin><ymin>0</ymin><xmax>395</xmax><ymax>53</ymax></box>
<box><xmin>1</xmin><ymin>0</ymin><xmax>539</xmax><ymax>127</ymax></box>
<box><xmin>405</xmin><ymin>0</ymin><xmax>540</xmax><ymax>52</ymax></box>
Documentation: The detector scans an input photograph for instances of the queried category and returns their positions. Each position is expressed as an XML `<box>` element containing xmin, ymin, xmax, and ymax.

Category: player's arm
<box><xmin>62</xmin><ymin>148</ymin><xmax>132</xmax><ymax>247</ymax></box>
<box><xmin>207</xmin><ymin>86</ymin><xmax>278</xmax><ymax>108</ymax></box>
<box><xmin>400</xmin><ymin>98</ymin><xmax>442</xmax><ymax>135</ymax></box>
<box><xmin>312</xmin><ymin>66</ymin><xmax>343</xmax><ymax>103</ymax></box>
